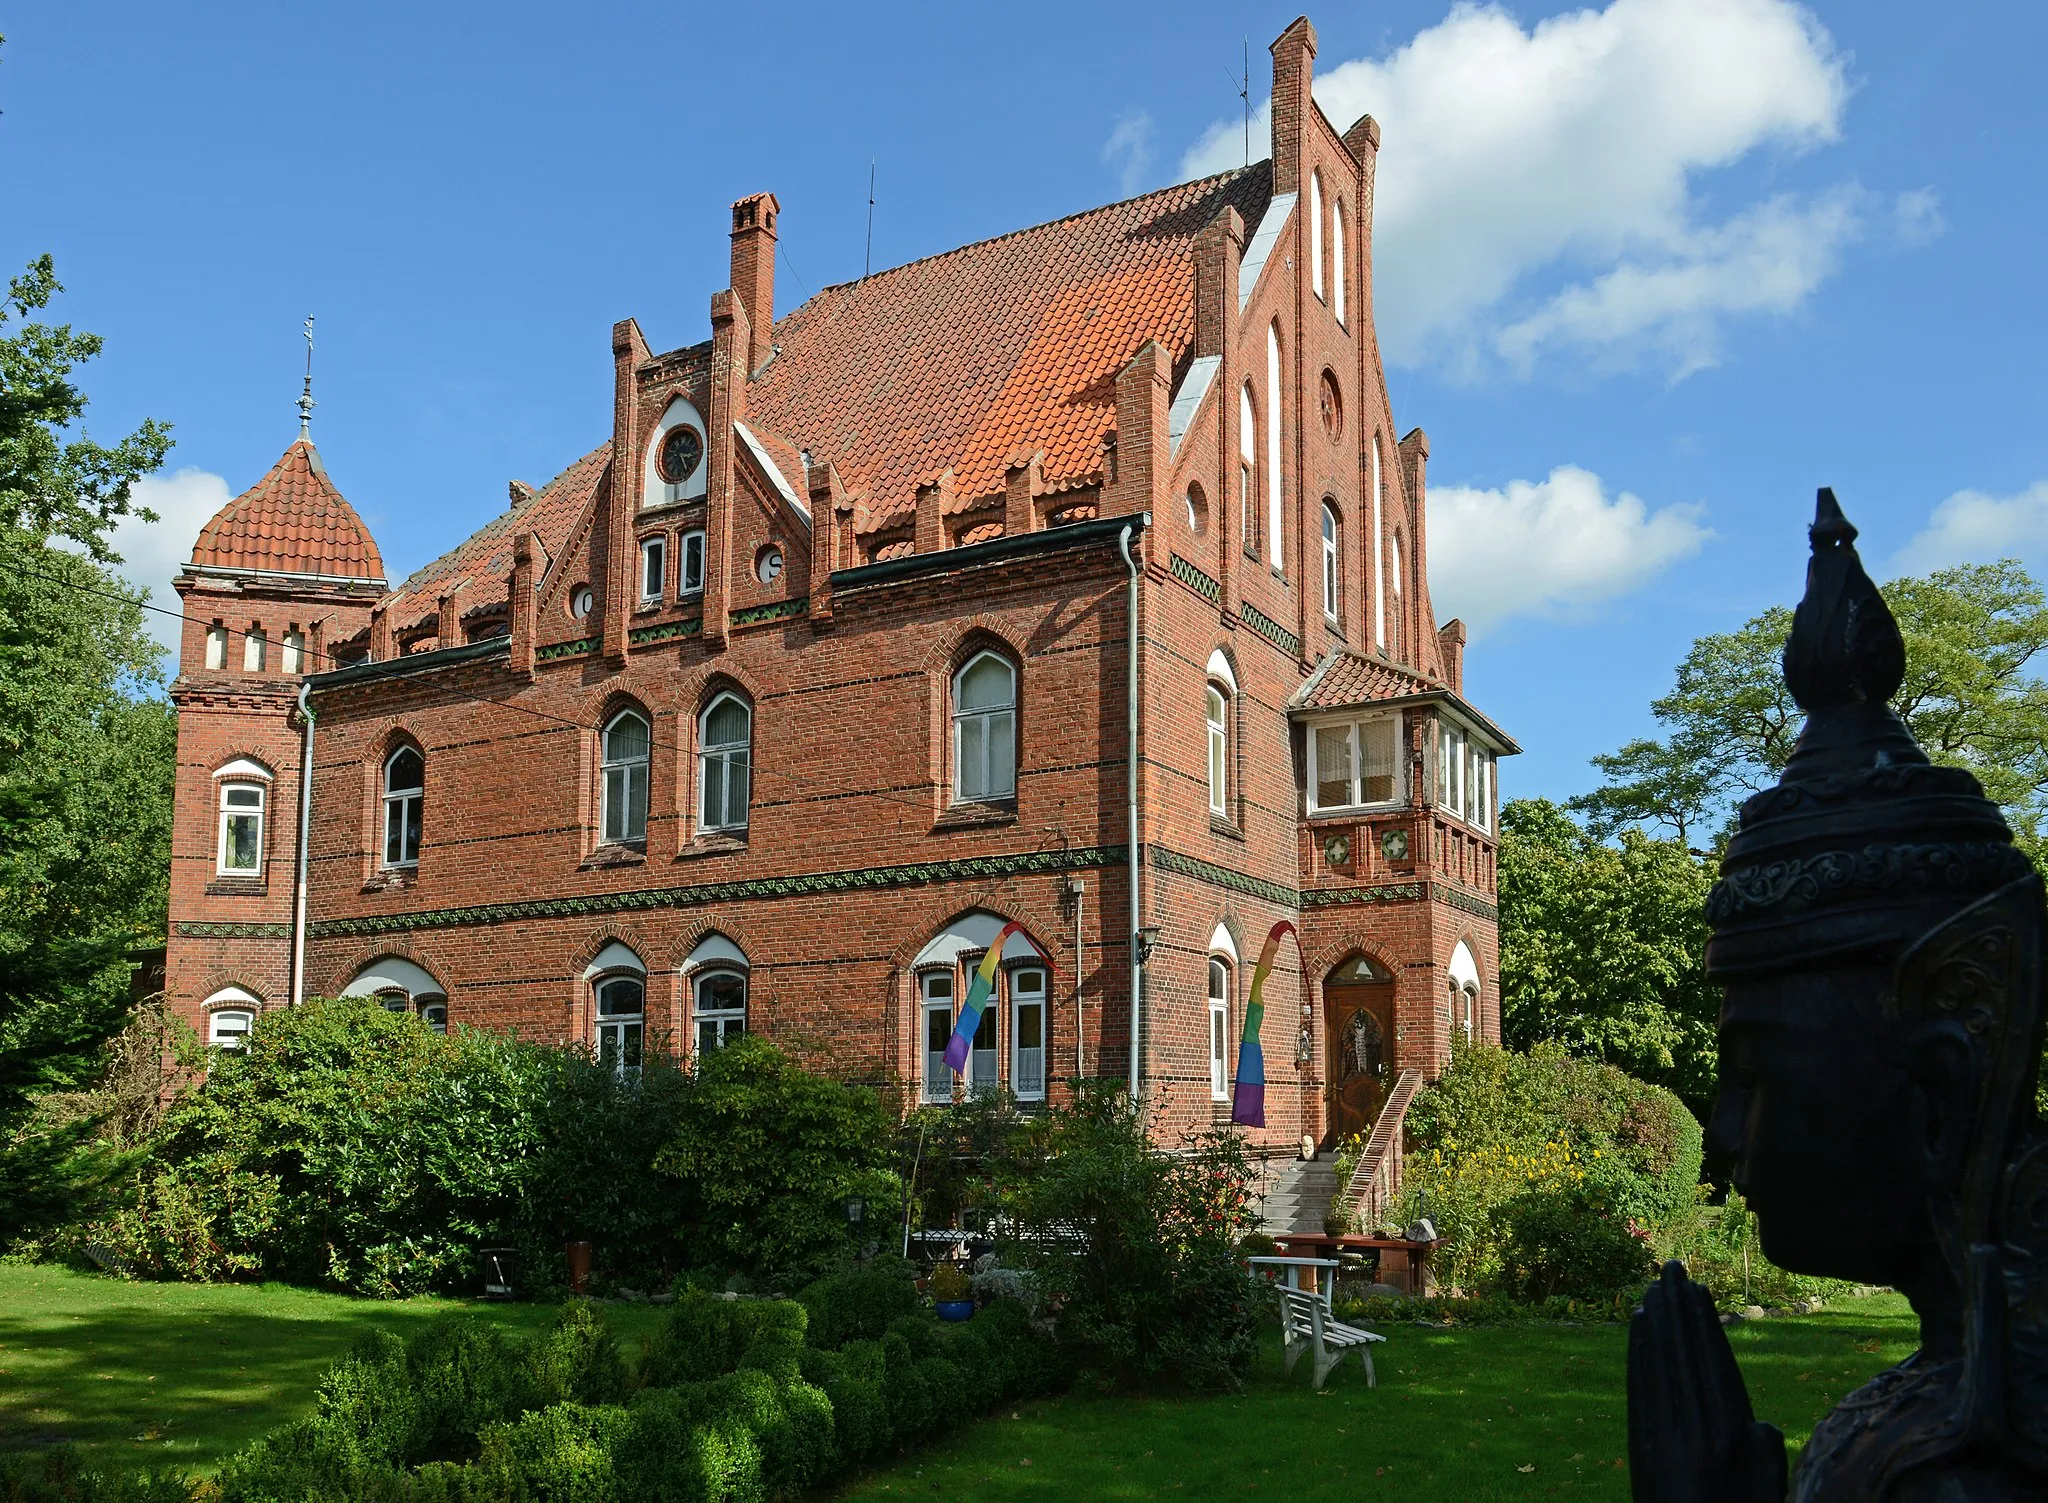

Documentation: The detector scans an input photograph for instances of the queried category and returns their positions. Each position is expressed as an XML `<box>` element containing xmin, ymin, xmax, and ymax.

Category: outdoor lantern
<box><xmin>1135</xmin><ymin>925</ymin><xmax>1162</xmax><ymax>965</ymax></box>
<box><xmin>842</xmin><ymin>1194</ymin><xmax>866</xmax><ymax>1227</ymax></box>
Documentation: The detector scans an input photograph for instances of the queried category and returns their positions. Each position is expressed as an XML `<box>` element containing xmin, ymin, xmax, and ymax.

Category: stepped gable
<box><xmin>387</xmin><ymin>444</ymin><xmax>610</xmax><ymax>628</ymax></box>
<box><xmin>746</xmin><ymin>165</ymin><xmax>1272</xmax><ymax>526</ymax></box>
<box><xmin>191</xmin><ymin>438</ymin><xmax>385</xmax><ymax>580</ymax></box>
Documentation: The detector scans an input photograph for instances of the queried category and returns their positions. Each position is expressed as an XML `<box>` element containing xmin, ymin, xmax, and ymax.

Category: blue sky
<box><xmin>5</xmin><ymin>1</ymin><xmax>2045</xmax><ymax>807</ymax></box>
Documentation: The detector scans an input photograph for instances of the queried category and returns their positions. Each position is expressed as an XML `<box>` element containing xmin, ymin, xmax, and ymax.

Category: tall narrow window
<box><xmin>382</xmin><ymin>745</ymin><xmax>424</xmax><ymax>868</ymax></box>
<box><xmin>1238</xmin><ymin>385</ymin><xmax>1258</xmax><ymax>554</ymax></box>
<box><xmin>921</xmin><ymin>971</ymin><xmax>955</xmax><ymax>1104</ymax></box>
<box><xmin>952</xmin><ymin>652</ymin><xmax>1016</xmax><ymax>803</ymax></box>
<box><xmin>1310</xmin><ymin>171</ymin><xmax>1325</xmax><ymax>299</ymax></box>
<box><xmin>1208</xmin><ymin>958</ymin><xmax>1230</xmax><ymax>1099</ymax></box>
<box><xmin>243</xmin><ymin>626</ymin><xmax>267</xmax><ymax>673</ymax></box>
<box><xmin>594</xmin><ymin>975</ymin><xmax>644</xmax><ymax>1077</ymax></box>
<box><xmin>1011</xmin><ymin>966</ymin><xmax>1046</xmax><ymax>1102</ymax></box>
<box><xmin>970</xmin><ymin>963</ymin><xmax>999</xmax><ymax>1093</ymax></box>
<box><xmin>639</xmin><ymin>536</ymin><xmax>666</xmax><ymax>605</ymax></box>
<box><xmin>1331</xmin><ymin>201</ymin><xmax>1347</xmax><ymax>325</ymax></box>
<box><xmin>1389</xmin><ymin>531</ymin><xmax>1405</xmax><ymax>659</ymax></box>
<box><xmin>680</xmin><ymin>529</ymin><xmax>706</xmax><ymax>595</ymax></box>
<box><xmin>1371</xmin><ymin>440</ymin><xmax>1386</xmax><ymax>648</ymax></box>
<box><xmin>694</xmin><ymin>968</ymin><xmax>747</xmax><ymax>1054</ymax></box>
<box><xmin>698</xmin><ymin>693</ymin><xmax>751</xmax><ymax>832</ymax></box>
<box><xmin>1206</xmin><ymin>684</ymin><xmax>1229</xmax><ymax>817</ymax></box>
<box><xmin>218</xmin><ymin>782</ymin><xmax>265</xmax><ymax>874</ymax></box>
<box><xmin>1321</xmin><ymin>503</ymin><xmax>1340</xmax><ymax>619</ymax></box>
<box><xmin>1266</xmin><ymin>326</ymin><xmax>1284</xmax><ymax>566</ymax></box>
<box><xmin>601</xmin><ymin>710</ymin><xmax>650</xmax><ymax>844</ymax></box>
<box><xmin>205</xmin><ymin>624</ymin><xmax>227</xmax><ymax>670</ymax></box>
<box><xmin>282</xmin><ymin>629</ymin><xmax>305</xmax><ymax>674</ymax></box>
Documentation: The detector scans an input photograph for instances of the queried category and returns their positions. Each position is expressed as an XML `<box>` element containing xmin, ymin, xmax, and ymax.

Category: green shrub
<box><xmin>0</xmin><ymin>1448</ymin><xmax>191</xmax><ymax>1503</ymax></box>
<box><xmin>474</xmin><ymin>1401</ymin><xmax>631</xmax><ymax>1502</ymax></box>
<box><xmin>642</xmin><ymin>1293</ymin><xmax>809</xmax><ymax>1389</ymax></box>
<box><xmin>1657</xmin><ymin>1188</ymin><xmax>1857</xmax><ymax>1311</ymax></box>
<box><xmin>523</xmin><ymin>1301</ymin><xmax>627</xmax><ymax>1409</ymax></box>
<box><xmin>404</xmin><ymin>1318</ymin><xmax>530</xmax><ymax>1464</ymax></box>
<box><xmin>1493</xmin><ymin>1179</ymin><xmax>1655</xmax><ymax>1303</ymax></box>
<box><xmin>795</xmin><ymin>1263</ymin><xmax>919</xmax><ymax>1348</ymax></box>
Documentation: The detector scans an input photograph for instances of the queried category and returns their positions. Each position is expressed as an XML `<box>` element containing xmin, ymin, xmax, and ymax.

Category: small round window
<box><xmin>658</xmin><ymin>426</ymin><xmax>704</xmax><ymax>485</ymax></box>
<box><xmin>756</xmin><ymin>546</ymin><xmax>783</xmax><ymax>583</ymax></box>
<box><xmin>569</xmin><ymin>585</ymin><xmax>593</xmax><ymax>619</ymax></box>
<box><xmin>1318</xmin><ymin>370</ymin><xmax>1344</xmax><ymax>441</ymax></box>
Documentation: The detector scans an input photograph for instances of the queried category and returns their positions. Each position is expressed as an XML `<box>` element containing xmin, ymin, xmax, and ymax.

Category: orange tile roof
<box><xmin>748</xmin><ymin>166</ymin><xmax>1271</xmax><ymax>526</ymax></box>
<box><xmin>1292</xmin><ymin>651</ymin><xmax>1443</xmax><ymax>710</ymax></box>
<box><xmin>191</xmin><ymin>439</ymin><xmax>385</xmax><ymax>579</ymax></box>
<box><xmin>389</xmin><ymin>444</ymin><xmax>610</xmax><ymax>628</ymax></box>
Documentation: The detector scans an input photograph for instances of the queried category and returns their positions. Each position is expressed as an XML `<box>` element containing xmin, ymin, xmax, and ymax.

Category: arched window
<box><xmin>382</xmin><ymin>745</ymin><xmax>424</xmax><ymax>868</ymax></box>
<box><xmin>1011</xmin><ymin>964</ymin><xmax>1047</xmax><ymax>1103</ymax></box>
<box><xmin>1185</xmin><ymin>481</ymin><xmax>1207</xmax><ymax>536</ymax></box>
<box><xmin>1238</xmin><ymin>385</ymin><xmax>1258</xmax><ymax>554</ymax></box>
<box><xmin>1370</xmin><ymin>439</ymin><xmax>1386</xmax><ymax>649</ymax></box>
<box><xmin>698</xmin><ymin>693</ymin><xmax>752</xmax><ymax>832</ymax></box>
<box><xmin>1266</xmin><ymin>326</ymin><xmax>1284</xmax><ymax>565</ymax></box>
<box><xmin>1321</xmin><ymin>502</ymin><xmax>1340</xmax><ymax>620</ymax></box>
<box><xmin>952</xmin><ymin>651</ymin><xmax>1017</xmax><ymax>804</ymax></box>
<box><xmin>1389</xmin><ymin>531</ymin><xmax>1405</xmax><ymax>660</ymax></box>
<box><xmin>920</xmin><ymin>969</ymin><xmax>955</xmax><ymax>1104</ymax></box>
<box><xmin>1208</xmin><ymin>957</ymin><xmax>1231</xmax><ymax>1099</ymax></box>
<box><xmin>601</xmin><ymin>710</ymin><xmax>650</xmax><ymax>845</ymax></box>
<box><xmin>1309</xmin><ymin>170</ymin><xmax>1325</xmax><ymax>299</ymax></box>
<box><xmin>204</xmin><ymin>986</ymin><xmax>260</xmax><ymax>1050</ymax></box>
<box><xmin>1331</xmin><ymin>200</ymin><xmax>1347</xmax><ymax>325</ymax></box>
<box><xmin>1206</xmin><ymin>684</ymin><xmax>1229</xmax><ymax>816</ymax></box>
<box><xmin>694</xmin><ymin>968</ymin><xmax>747</xmax><ymax>1054</ymax></box>
<box><xmin>594</xmin><ymin>974</ymin><xmax>644</xmax><ymax>1076</ymax></box>
<box><xmin>215</xmin><ymin>760</ymin><xmax>271</xmax><ymax>877</ymax></box>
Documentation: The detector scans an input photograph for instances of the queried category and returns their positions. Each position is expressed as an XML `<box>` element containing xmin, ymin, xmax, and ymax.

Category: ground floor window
<box><xmin>209</xmin><ymin>1009</ymin><xmax>253</xmax><ymax>1048</ymax></box>
<box><xmin>921</xmin><ymin>971</ymin><xmax>955</xmax><ymax>1104</ymax></box>
<box><xmin>1011</xmin><ymin>966</ymin><xmax>1046</xmax><ymax>1102</ymax></box>
<box><xmin>595</xmin><ymin>974</ymin><xmax>644</xmax><ymax>1076</ymax></box>
<box><xmin>1208</xmin><ymin>958</ymin><xmax>1231</xmax><ymax>1099</ymax></box>
<box><xmin>694</xmin><ymin>968</ymin><xmax>746</xmax><ymax>1055</ymax></box>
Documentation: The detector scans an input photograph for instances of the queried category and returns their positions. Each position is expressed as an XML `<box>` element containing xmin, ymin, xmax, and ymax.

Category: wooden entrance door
<box><xmin>1325</xmin><ymin>961</ymin><xmax>1396</xmax><ymax>1147</ymax></box>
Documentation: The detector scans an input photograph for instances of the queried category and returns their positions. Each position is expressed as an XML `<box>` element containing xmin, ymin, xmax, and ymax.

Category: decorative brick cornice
<box><xmin>1434</xmin><ymin>883</ymin><xmax>1500</xmax><ymax>922</ymax></box>
<box><xmin>1302</xmin><ymin>880</ymin><xmax>1427</xmax><ymax>909</ymax></box>
<box><xmin>1150</xmin><ymin>845</ymin><xmax>1300</xmax><ymax>909</ymax></box>
<box><xmin>1169</xmin><ymin>553</ymin><xmax>1221</xmax><ymax>605</ymax></box>
<box><xmin>1239</xmin><ymin>601</ymin><xmax>1300</xmax><ymax>657</ymax></box>
<box><xmin>537</xmin><ymin>636</ymin><xmax>596</xmax><ymax>663</ymax></box>
<box><xmin>175</xmin><ymin>921</ymin><xmax>291</xmax><ymax>939</ymax></box>
<box><xmin>730</xmin><ymin>598</ymin><xmax>806</xmax><ymax>628</ymax></box>
<box><xmin>301</xmin><ymin>844</ymin><xmax>1126</xmax><ymax>940</ymax></box>
<box><xmin>628</xmin><ymin>617</ymin><xmax>703</xmax><ymax>647</ymax></box>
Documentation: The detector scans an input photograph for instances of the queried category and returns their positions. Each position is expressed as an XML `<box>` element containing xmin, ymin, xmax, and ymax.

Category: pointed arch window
<box><xmin>1331</xmin><ymin>201</ymin><xmax>1347</xmax><ymax>325</ymax></box>
<box><xmin>594</xmin><ymin>973</ymin><xmax>645</xmax><ymax>1077</ymax></box>
<box><xmin>1238</xmin><ymin>385</ymin><xmax>1258</xmax><ymax>555</ymax></box>
<box><xmin>952</xmin><ymin>651</ymin><xmax>1017</xmax><ymax>804</ymax></box>
<box><xmin>1370</xmin><ymin>439</ymin><xmax>1386</xmax><ymax>649</ymax></box>
<box><xmin>1011</xmin><ymin>964</ymin><xmax>1047</xmax><ymax>1102</ymax></box>
<box><xmin>1321</xmin><ymin>502</ymin><xmax>1341</xmax><ymax>620</ymax></box>
<box><xmin>699</xmin><ymin>693</ymin><xmax>752</xmax><ymax>832</ymax></box>
<box><xmin>382</xmin><ymin>745</ymin><xmax>424</xmax><ymax>868</ymax></box>
<box><xmin>694</xmin><ymin>968</ymin><xmax>747</xmax><ymax>1054</ymax></box>
<box><xmin>1310</xmin><ymin>171</ymin><xmax>1326</xmax><ymax>299</ymax></box>
<box><xmin>1389</xmin><ymin>531</ymin><xmax>1405</xmax><ymax>660</ymax></box>
<box><xmin>1206</xmin><ymin>684</ymin><xmax>1229</xmax><ymax>816</ymax></box>
<box><xmin>1208</xmin><ymin>956</ymin><xmax>1231</xmax><ymax>1099</ymax></box>
<box><xmin>1266</xmin><ymin>326</ymin><xmax>1284</xmax><ymax>566</ymax></box>
<box><xmin>601</xmin><ymin>710</ymin><xmax>651</xmax><ymax>845</ymax></box>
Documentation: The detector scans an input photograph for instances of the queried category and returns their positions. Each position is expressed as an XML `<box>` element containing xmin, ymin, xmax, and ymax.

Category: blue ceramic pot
<box><xmin>935</xmin><ymin>1299</ymin><xmax>975</xmax><ymax>1322</ymax></box>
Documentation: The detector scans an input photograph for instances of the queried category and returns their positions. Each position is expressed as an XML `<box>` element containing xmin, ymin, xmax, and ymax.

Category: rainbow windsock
<box><xmin>944</xmin><ymin>921</ymin><xmax>1040</xmax><ymax>1074</ymax></box>
<box><xmin>1231</xmin><ymin>920</ymin><xmax>1297</xmax><ymax>1127</ymax></box>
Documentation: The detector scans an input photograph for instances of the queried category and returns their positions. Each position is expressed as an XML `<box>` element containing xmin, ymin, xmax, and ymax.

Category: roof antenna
<box><xmin>864</xmin><ymin>160</ymin><xmax>876</xmax><ymax>279</ymax></box>
<box><xmin>1242</xmin><ymin>36</ymin><xmax>1251</xmax><ymax>167</ymax></box>
<box><xmin>296</xmin><ymin>315</ymin><xmax>316</xmax><ymax>440</ymax></box>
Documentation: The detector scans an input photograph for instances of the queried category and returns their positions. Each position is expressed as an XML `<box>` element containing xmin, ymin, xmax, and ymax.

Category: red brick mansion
<box><xmin>165</xmin><ymin>16</ymin><xmax>1514</xmax><ymax>1155</ymax></box>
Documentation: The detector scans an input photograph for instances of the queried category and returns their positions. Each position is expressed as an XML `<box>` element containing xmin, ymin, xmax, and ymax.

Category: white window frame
<box><xmin>952</xmin><ymin>651</ymin><xmax>1017</xmax><ymax>805</ymax></box>
<box><xmin>965</xmin><ymin>953</ymin><xmax>999</xmax><ymax>1093</ymax></box>
<box><xmin>593</xmin><ymin>973</ymin><xmax>645</xmax><ymax>1078</ymax></box>
<box><xmin>920</xmin><ymin>970</ymin><xmax>955</xmax><ymax>1104</ymax></box>
<box><xmin>1371</xmin><ymin>440</ymin><xmax>1386</xmax><ymax>649</ymax></box>
<box><xmin>382</xmin><ymin>745</ymin><xmax>424</xmax><ymax>869</ymax></box>
<box><xmin>1331</xmin><ymin>200</ymin><xmax>1347</xmax><ymax>325</ymax></box>
<box><xmin>698</xmin><ymin>692</ymin><xmax>752</xmax><ymax>832</ymax></box>
<box><xmin>1389</xmin><ymin>531</ymin><xmax>1405</xmax><ymax>658</ymax></box>
<box><xmin>1437</xmin><ymin>719</ymin><xmax>1496</xmax><ymax>832</ymax></box>
<box><xmin>1306</xmin><ymin>714</ymin><xmax>1404</xmax><ymax>815</ymax></box>
<box><xmin>1309</xmin><ymin>170</ymin><xmax>1325</xmax><ymax>299</ymax></box>
<box><xmin>639</xmin><ymin>536</ymin><xmax>666</xmax><ymax>606</ymax></box>
<box><xmin>680</xmin><ymin>529</ymin><xmax>706</xmax><ymax>596</ymax></box>
<box><xmin>243</xmin><ymin>626</ymin><xmax>267</xmax><ymax>673</ymax></box>
<box><xmin>1010</xmin><ymin>964</ymin><xmax>1047</xmax><ymax>1103</ymax></box>
<box><xmin>601</xmin><ymin>709</ymin><xmax>651</xmax><ymax>845</ymax></box>
<box><xmin>1265</xmin><ymin>326</ymin><xmax>1283</xmax><ymax>567</ymax></box>
<box><xmin>1239</xmin><ymin>385</ymin><xmax>1258</xmax><ymax>554</ymax></box>
<box><xmin>693</xmin><ymin>967</ymin><xmax>747</xmax><ymax>1056</ymax></box>
<box><xmin>205</xmin><ymin>986</ymin><xmax>260</xmax><ymax>1050</ymax></box>
<box><xmin>205</xmin><ymin>623</ymin><xmax>228</xmax><ymax>670</ymax></box>
<box><xmin>1320</xmin><ymin>502</ymin><xmax>1340</xmax><ymax>620</ymax></box>
<box><xmin>217</xmin><ymin>780</ymin><xmax>267</xmax><ymax>876</ymax></box>
<box><xmin>1206</xmin><ymin>684</ymin><xmax>1229</xmax><ymax>816</ymax></box>
<box><xmin>1208</xmin><ymin>957</ymin><xmax>1231</xmax><ymax>1100</ymax></box>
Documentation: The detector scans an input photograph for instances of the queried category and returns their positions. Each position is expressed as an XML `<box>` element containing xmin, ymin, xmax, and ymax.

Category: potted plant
<box><xmin>929</xmin><ymin>1261</ymin><xmax>974</xmax><ymax>1321</ymax></box>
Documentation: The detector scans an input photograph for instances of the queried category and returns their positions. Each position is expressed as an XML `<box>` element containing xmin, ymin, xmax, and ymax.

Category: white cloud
<box><xmin>108</xmin><ymin>467</ymin><xmax>232</xmax><ymax>663</ymax></box>
<box><xmin>1102</xmin><ymin>108</ymin><xmax>1156</xmax><ymax>197</ymax></box>
<box><xmin>1892</xmin><ymin>187</ymin><xmax>1945</xmax><ymax>247</ymax></box>
<box><xmin>1179</xmin><ymin>0</ymin><xmax>1856</xmax><ymax>376</ymax></box>
<box><xmin>1892</xmin><ymin>481</ymin><xmax>2048</xmax><ymax>575</ymax></box>
<box><xmin>1428</xmin><ymin>465</ymin><xmax>1710</xmax><ymax>634</ymax></box>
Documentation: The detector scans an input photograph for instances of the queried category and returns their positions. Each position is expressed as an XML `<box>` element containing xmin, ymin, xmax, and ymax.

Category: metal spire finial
<box><xmin>296</xmin><ymin>315</ymin><xmax>316</xmax><ymax>440</ymax></box>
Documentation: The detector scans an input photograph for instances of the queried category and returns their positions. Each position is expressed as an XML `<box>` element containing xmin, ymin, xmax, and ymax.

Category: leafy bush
<box><xmin>795</xmin><ymin>1262</ymin><xmax>920</xmax><ymax>1349</ymax></box>
<box><xmin>1657</xmin><ymin>1188</ymin><xmax>1857</xmax><ymax>1312</ymax></box>
<box><xmin>1493</xmin><ymin>1179</ymin><xmax>1655</xmax><ymax>1303</ymax></box>
<box><xmin>995</xmin><ymin>1085</ymin><xmax>1261</xmax><ymax>1389</ymax></box>
<box><xmin>0</xmin><ymin>1448</ymin><xmax>190</xmax><ymax>1503</ymax></box>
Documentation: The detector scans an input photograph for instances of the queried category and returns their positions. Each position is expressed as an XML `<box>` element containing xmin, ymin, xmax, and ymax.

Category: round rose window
<box><xmin>1318</xmin><ymin>370</ymin><xmax>1343</xmax><ymax>441</ymax></box>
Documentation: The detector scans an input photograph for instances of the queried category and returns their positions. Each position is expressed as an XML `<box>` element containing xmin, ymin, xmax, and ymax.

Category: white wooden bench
<box><xmin>1273</xmin><ymin>1282</ymin><xmax>1384</xmax><ymax>1389</ymax></box>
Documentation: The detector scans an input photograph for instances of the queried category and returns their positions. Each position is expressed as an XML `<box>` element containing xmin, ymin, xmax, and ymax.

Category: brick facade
<box><xmin>165</xmin><ymin>16</ymin><xmax>1516</xmax><ymax>1155</ymax></box>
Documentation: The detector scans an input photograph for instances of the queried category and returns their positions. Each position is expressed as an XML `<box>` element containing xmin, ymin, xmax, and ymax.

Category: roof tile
<box><xmin>191</xmin><ymin>439</ymin><xmax>385</xmax><ymax>580</ymax></box>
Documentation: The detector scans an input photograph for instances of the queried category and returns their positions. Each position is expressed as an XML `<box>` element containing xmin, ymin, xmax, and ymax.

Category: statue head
<box><xmin>1703</xmin><ymin>491</ymin><xmax>2042</xmax><ymax>1292</ymax></box>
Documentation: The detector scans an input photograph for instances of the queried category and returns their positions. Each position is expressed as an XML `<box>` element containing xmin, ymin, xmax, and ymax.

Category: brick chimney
<box><xmin>1269</xmin><ymin>17</ymin><xmax>1317</xmax><ymax>197</ymax></box>
<box><xmin>730</xmin><ymin>193</ymin><xmax>779</xmax><ymax>378</ymax></box>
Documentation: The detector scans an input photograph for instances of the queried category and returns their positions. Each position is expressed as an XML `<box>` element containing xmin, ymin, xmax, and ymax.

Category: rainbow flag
<box><xmin>1231</xmin><ymin>921</ymin><xmax>1297</xmax><ymax>1127</ymax></box>
<box><xmin>944</xmin><ymin>921</ymin><xmax>1041</xmax><ymax>1074</ymax></box>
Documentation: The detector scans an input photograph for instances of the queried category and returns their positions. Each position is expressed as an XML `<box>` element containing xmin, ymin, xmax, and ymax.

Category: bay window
<box><xmin>1308</xmin><ymin>714</ymin><xmax>1402</xmax><ymax>814</ymax></box>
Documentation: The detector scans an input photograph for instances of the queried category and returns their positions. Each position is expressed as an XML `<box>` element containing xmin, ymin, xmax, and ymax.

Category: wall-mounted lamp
<box><xmin>1134</xmin><ymin>926</ymin><xmax>1162</xmax><ymax>966</ymax></box>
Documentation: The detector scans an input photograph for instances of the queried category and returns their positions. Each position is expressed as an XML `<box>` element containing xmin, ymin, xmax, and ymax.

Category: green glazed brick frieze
<box><xmin>174</xmin><ymin>921</ymin><xmax>292</xmax><ymax>939</ymax></box>
<box><xmin>1169</xmin><ymin>553</ymin><xmax>1222</xmax><ymax>605</ymax></box>
<box><xmin>536</xmin><ymin>637</ymin><xmax>596</xmax><ymax>662</ymax></box>
<box><xmin>629</xmin><ymin>617</ymin><xmax>704</xmax><ymax>646</ymax></box>
<box><xmin>307</xmin><ymin>844</ymin><xmax>1127</xmax><ymax>939</ymax></box>
<box><xmin>1239</xmin><ymin>601</ymin><xmax>1300</xmax><ymax>657</ymax></box>
<box><xmin>1149</xmin><ymin>846</ymin><xmax>1300</xmax><ymax>909</ymax></box>
<box><xmin>1302</xmin><ymin>881</ymin><xmax>1427</xmax><ymax>908</ymax></box>
<box><xmin>730</xmin><ymin>598</ymin><xmax>807</xmax><ymax>628</ymax></box>
<box><xmin>1435</xmin><ymin>884</ymin><xmax>1500</xmax><ymax>922</ymax></box>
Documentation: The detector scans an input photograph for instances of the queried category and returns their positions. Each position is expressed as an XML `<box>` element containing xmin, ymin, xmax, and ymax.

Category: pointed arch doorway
<box><xmin>1324</xmin><ymin>953</ymin><xmax>1396</xmax><ymax>1148</ymax></box>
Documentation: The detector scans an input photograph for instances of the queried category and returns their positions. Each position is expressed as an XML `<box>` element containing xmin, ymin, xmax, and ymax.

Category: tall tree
<box><xmin>0</xmin><ymin>246</ymin><xmax>176</xmax><ymax>1240</ymax></box>
<box><xmin>1572</xmin><ymin>562</ymin><xmax>2048</xmax><ymax>861</ymax></box>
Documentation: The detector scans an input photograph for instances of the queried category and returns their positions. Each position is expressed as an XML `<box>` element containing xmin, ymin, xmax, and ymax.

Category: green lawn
<box><xmin>0</xmin><ymin>1262</ymin><xmax>667</xmax><ymax>1474</ymax></box>
<box><xmin>832</xmin><ymin>1294</ymin><xmax>1920</xmax><ymax>1503</ymax></box>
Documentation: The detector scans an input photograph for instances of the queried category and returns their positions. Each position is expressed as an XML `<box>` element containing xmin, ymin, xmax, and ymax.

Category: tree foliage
<box><xmin>1571</xmin><ymin>561</ymin><xmax>2048</xmax><ymax>861</ymax></box>
<box><xmin>1497</xmin><ymin>799</ymin><xmax>1721</xmax><ymax>1119</ymax></box>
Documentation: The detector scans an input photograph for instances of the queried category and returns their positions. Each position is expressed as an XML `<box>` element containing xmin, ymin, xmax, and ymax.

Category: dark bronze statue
<box><xmin>1628</xmin><ymin>490</ymin><xmax>2048</xmax><ymax>1501</ymax></box>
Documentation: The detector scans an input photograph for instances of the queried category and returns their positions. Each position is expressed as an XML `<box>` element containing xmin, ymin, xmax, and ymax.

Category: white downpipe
<box><xmin>289</xmin><ymin>681</ymin><xmax>315</xmax><ymax>1008</ymax></box>
<box><xmin>1119</xmin><ymin>521</ymin><xmax>1144</xmax><ymax>1101</ymax></box>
